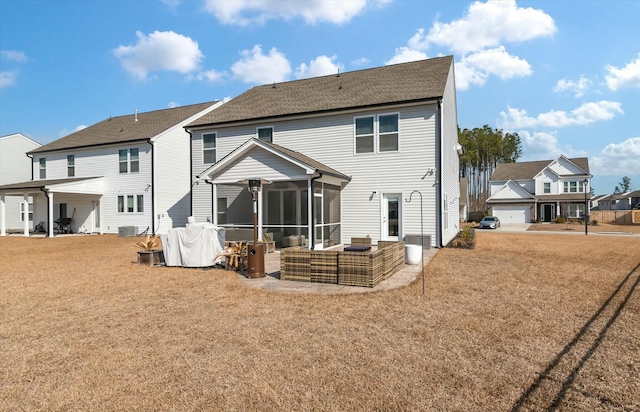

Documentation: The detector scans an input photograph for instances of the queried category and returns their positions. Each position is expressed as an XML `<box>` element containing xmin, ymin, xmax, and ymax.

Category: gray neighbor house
<box><xmin>187</xmin><ymin>56</ymin><xmax>462</xmax><ymax>249</ymax></box>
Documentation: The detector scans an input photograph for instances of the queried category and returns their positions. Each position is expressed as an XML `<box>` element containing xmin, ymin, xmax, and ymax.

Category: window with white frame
<box><xmin>217</xmin><ymin>197</ymin><xmax>228</xmax><ymax>224</ymax></box>
<box><xmin>67</xmin><ymin>155</ymin><xmax>75</xmax><ymax>177</ymax></box>
<box><xmin>39</xmin><ymin>158</ymin><xmax>46</xmax><ymax>179</ymax></box>
<box><xmin>543</xmin><ymin>182</ymin><xmax>550</xmax><ymax>194</ymax></box>
<box><xmin>563</xmin><ymin>181</ymin><xmax>584</xmax><ymax>193</ymax></box>
<box><xmin>119</xmin><ymin>148</ymin><xmax>139</xmax><ymax>173</ymax></box>
<box><xmin>257</xmin><ymin>127</ymin><xmax>273</xmax><ymax>143</ymax></box>
<box><xmin>443</xmin><ymin>194</ymin><xmax>449</xmax><ymax>230</ymax></box>
<box><xmin>379</xmin><ymin>114</ymin><xmax>399</xmax><ymax>152</ymax></box>
<box><xmin>568</xmin><ymin>204</ymin><xmax>585</xmax><ymax>218</ymax></box>
<box><xmin>355</xmin><ymin>116</ymin><xmax>374</xmax><ymax>154</ymax></box>
<box><xmin>20</xmin><ymin>202</ymin><xmax>33</xmax><ymax>222</ymax></box>
<box><xmin>203</xmin><ymin>133</ymin><xmax>216</xmax><ymax>164</ymax></box>
<box><xmin>117</xmin><ymin>194</ymin><xmax>144</xmax><ymax>213</ymax></box>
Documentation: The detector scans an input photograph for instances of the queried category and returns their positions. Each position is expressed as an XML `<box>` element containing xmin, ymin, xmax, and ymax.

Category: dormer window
<box><xmin>543</xmin><ymin>182</ymin><xmax>550</xmax><ymax>194</ymax></box>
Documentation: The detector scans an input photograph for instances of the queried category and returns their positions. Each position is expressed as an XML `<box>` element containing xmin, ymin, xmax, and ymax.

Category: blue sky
<box><xmin>1</xmin><ymin>0</ymin><xmax>638</xmax><ymax>195</ymax></box>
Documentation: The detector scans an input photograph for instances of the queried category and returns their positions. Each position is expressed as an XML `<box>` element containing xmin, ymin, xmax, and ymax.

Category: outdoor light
<box><xmin>583</xmin><ymin>178</ymin><xmax>589</xmax><ymax>236</ymax></box>
<box><xmin>237</xmin><ymin>178</ymin><xmax>271</xmax><ymax>278</ymax></box>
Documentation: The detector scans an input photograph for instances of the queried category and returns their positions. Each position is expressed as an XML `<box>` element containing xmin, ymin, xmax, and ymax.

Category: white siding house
<box><xmin>0</xmin><ymin>102</ymin><xmax>222</xmax><ymax>236</ymax></box>
<box><xmin>188</xmin><ymin>56</ymin><xmax>460</xmax><ymax>248</ymax></box>
<box><xmin>487</xmin><ymin>155</ymin><xmax>591</xmax><ymax>223</ymax></box>
<box><xmin>0</xmin><ymin>133</ymin><xmax>41</xmax><ymax>232</ymax></box>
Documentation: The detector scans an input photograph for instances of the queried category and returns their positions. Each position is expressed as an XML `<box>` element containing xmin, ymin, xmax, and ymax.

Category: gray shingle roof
<box><xmin>262</xmin><ymin>141</ymin><xmax>350</xmax><ymax>181</ymax></box>
<box><xmin>188</xmin><ymin>56</ymin><xmax>453</xmax><ymax>128</ymax></box>
<box><xmin>30</xmin><ymin>101</ymin><xmax>219</xmax><ymax>154</ymax></box>
<box><xmin>491</xmin><ymin>157</ymin><xmax>590</xmax><ymax>181</ymax></box>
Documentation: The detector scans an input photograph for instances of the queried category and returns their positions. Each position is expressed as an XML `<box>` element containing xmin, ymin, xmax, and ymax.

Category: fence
<box><xmin>588</xmin><ymin>210</ymin><xmax>636</xmax><ymax>225</ymax></box>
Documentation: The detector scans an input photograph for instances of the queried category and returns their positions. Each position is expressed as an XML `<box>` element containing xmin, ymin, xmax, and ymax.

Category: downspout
<box><xmin>27</xmin><ymin>153</ymin><xmax>34</xmax><ymax>180</ymax></box>
<box><xmin>204</xmin><ymin>179</ymin><xmax>214</xmax><ymax>223</ymax></box>
<box><xmin>147</xmin><ymin>139</ymin><xmax>155</xmax><ymax>235</ymax></box>
<box><xmin>40</xmin><ymin>187</ymin><xmax>50</xmax><ymax>238</ymax></box>
<box><xmin>435</xmin><ymin>98</ymin><xmax>443</xmax><ymax>248</ymax></box>
<box><xmin>309</xmin><ymin>172</ymin><xmax>323</xmax><ymax>250</ymax></box>
<box><xmin>186</xmin><ymin>127</ymin><xmax>194</xmax><ymax>216</ymax></box>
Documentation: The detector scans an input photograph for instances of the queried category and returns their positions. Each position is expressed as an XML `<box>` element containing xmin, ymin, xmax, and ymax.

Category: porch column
<box><xmin>257</xmin><ymin>188</ymin><xmax>263</xmax><ymax>241</ymax></box>
<box><xmin>556</xmin><ymin>201</ymin><xmax>561</xmax><ymax>217</ymax></box>
<box><xmin>307</xmin><ymin>178</ymin><xmax>313</xmax><ymax>250</ymax></box>
<box><xmin>48</xmin><ymin>193</ymin><xmax>54</xmax><ymax>237</ymax></box>
<box><xmin>23</xmin><ymin>192</ymin><xmax>29</xmax><ymax>236</ymax></box>
<box><xmin>0</xmin><ymin>193</ymin><xmax>5</xmax><ymax>236</ymax></box>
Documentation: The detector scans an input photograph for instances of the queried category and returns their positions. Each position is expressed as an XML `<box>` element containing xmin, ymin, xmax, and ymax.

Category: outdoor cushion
<box><xmin>343</xmin><ymin>246</ymin><xmax>371</xmax><ymax>252</ymax></box>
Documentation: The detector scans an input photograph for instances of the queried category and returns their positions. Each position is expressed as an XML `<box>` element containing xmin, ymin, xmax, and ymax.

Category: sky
<box><xmin>1</xmin><ymin>0</ymin><xmax>638</xmax><ymax>195</ymax></box>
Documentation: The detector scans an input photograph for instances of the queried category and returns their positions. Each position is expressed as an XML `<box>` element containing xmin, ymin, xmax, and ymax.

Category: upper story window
<box><xmin>563</xmin><ymin>181</ymin><xmax>584</xmax><ymax>193</ymax></box>
<box><xmin>119</xmin><ymin>148</ymin><xmax>139</xmax><ymax>174</ymax></box>
<box><xmin>543</xmin><ymin>182</ymin><xmax>550</xmax><ymax>194</ymax></box>
<box><xmin>39</xmin><ymin>158</ymin><xmax>46</xmax><ymax>179</ymax></box>
<box><xmin>257</xmin><ymin>127</ymin><xmax>273</xmax><ymax>143</ymax></box>
<box><xmin>67</xmin><ymin>155</ymin><xmax>75</xmax><ymax>177</ymax></box>
<box><xmin>203</xmin><ymin>133</ymin><xmax>216</xmax><ymax>164</ymax></box>
<box><xmin>354</xmin><ymin>114</ymin><xmax>399</xmax><ymax>154</ymax></box>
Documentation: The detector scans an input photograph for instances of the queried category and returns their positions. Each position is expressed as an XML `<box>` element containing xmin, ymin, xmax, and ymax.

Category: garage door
<box><xmin>492</xmin><ymin>206</ymin><xmax>530</xmax><ymax>224</ymax></box>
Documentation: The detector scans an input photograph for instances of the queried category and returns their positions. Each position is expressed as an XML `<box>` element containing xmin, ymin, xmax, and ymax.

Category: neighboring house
<box><xmin>598</xmin><ymin>190</ymin><xmax>640</xmax><ymax>210</ymax></box>
<box><xmin>459</xmin><ymin>177</ymin><xmax>469</xmax><ymax>222</ymax></box>
<box><xmin>0</xmin><ymin>101</ymin><xmax>222</xmax><ymax>236</ymax></box>
<box><xmin>590</xmin><ymin>194</ymin><xmax>608</xmax><ymax>210</ymax></box>
<box><xmin>0</xmin><ymin>133</ymin><xmax>41</xmax><ymax>232</ymax></box>
<box><xmin>486</xmin><ymin>155</ymin><xmax>591</xmax><ymax>223</ymax></box>
<box><xmin>186</xmin><ymin>56</ymin><xmax>461</xmax><ymax>248</ymax></box>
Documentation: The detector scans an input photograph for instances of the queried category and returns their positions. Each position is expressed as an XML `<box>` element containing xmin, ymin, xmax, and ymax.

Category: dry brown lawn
<box><xmin>529</xmin><ymin>222</ymin><xmax>640</xmax><ymax>234</ymax></box>
<box><xmin>1</xmin><ymin>233</ymin><xmax>639</xmax><ymax>411</ymax></box>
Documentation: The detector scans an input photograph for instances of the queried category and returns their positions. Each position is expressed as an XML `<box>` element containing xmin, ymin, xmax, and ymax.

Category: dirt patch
<box><xmin>1</xmin><ymin>234</ymin><xmax>638</xmax><ymax>410</ymax></box>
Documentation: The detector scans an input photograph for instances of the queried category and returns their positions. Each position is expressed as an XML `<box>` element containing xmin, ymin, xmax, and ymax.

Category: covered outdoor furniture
<box><xmin>161</xmin><ymin>224</ymin><xmax>225</xmax><ymax>267</ymax></box>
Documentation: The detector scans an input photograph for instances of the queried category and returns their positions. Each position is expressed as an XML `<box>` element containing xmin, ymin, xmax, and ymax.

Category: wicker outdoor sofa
<box><xmin>280</xmin><ymin>238</ymin><xmax>406</xmax><ymax>288</ymax></box>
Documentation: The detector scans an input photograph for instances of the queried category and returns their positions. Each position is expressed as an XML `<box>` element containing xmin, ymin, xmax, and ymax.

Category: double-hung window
<box><xmin>39</xmin><ymin>158</ymin><xmax>46</xmax><ymax>179</ymax></box>
<box><xmin>257</xmin><ymin>127</ymin><xmax>273</xmax><ymax>143</ymax></box>
<box><xmin>20</xmin><ymin>202</ymin><xmax>33</xmax><ymax>222</ymax></box>
<box><xmin>563</xmin><ymin>181</ymin><xmax>583</xmax><ymax>193</ymax></box>
<box><xmin>119</xmin><ymin>149</ymin><xmax>139</xmax><ymax>173</ymax></box>
<box><xmin>355</xmin><ymin>116</ymin><xmax>375</xmax><ymax>154</ymax></box>
<box><xmin>354</xmin><ymin>114</ymin><xmax>399</xmax><ymax>154</ymax></box>
<box><xmin>117</xmin><ymin>194</ymin><xmax>143</xmax><ymax>213</ymax></box>
<box><xmin>67</xmin><ymin>155</ymin><xmax>75</xmax><ymax>177</ymax></box>
<box><xmin>568</xmin><ymin>204</ymin><xmax>584</xmax><ymax>218</ymax></box>
<box><xmin>203</xmin><ymin>133</ymin><xmax>216</xmax><ymax>164</ymax></box>
<box><xmin>543</xmin><ymin>182</ymin><xmax>550</xmax><ymax>194</ymax></box>
<box><xmin>217</xmin><ymin>198</ymin><xmax>228</xmax><ymax>224</ymax></box>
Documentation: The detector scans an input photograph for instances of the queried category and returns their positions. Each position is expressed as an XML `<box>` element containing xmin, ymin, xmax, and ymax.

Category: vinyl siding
<box><xmin>440</xmin><ymin>60</ymin><xmax>460</xmax><ymax>246</ymax></box>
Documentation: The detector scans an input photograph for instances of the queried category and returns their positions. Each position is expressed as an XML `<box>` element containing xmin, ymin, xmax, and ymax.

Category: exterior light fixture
<box><xmin>237</xmin><ymin>178</ymin><xmax>271</xmax><ymax>278</ymax></box>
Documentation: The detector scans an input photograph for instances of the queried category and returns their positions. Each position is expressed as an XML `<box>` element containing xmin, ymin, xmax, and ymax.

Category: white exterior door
<box><xmin>382</xmin><ymin>194</ymin><xmax>401</xmax><ymax>240</ymax></box>
<box><xmin>92</xmin><ymin>201</ymin><xmax>101</xmax><ymax>232</ymax></box>
<box><xmin>493</xmin><ymin>206</ymin><xmax>530</xmax><ymax>223</ymax></box>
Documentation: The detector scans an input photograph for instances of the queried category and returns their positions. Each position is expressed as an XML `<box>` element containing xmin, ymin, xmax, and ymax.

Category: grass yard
<box><xmin>528</xmin><ymin>222</ymin><xmax>640</xmax><ymax>234</ymax></box>
<box><xmin>1</xmin><ymin>233</ymin><xmax>638</xmax><ymax>411</ymax></box>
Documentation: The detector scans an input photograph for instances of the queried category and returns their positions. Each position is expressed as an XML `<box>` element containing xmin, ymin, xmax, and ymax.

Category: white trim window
<box><xmin>119</xmin><ymin>148</ymin><xmax>139</xmax><ymax>174</ymax></box>
<box><xmin>443</xmin><ymin>194</ymin><xmax>449</xmax><ymax>230</ymax></box>
<box><xmin>20</xmin><ymin>202</ymin><xmax>33</xmax><ymax>222</ymax></box>
<box><xmin>354</xmin><ymin>113</ymin><xmax>399</xmax><ymax>154</ymax></box>
<box><xmin>563</xmin><ymin>181</ymin><xmax>584</xmax><ymax>193</ymax></box>
<box><xmin>203</xmin><ymin>133</ymin><xmax>217</xmax><ymax>164</ymax></box>
<box><xmin>117</xmin><ymin>194</ymin><xmax>144</xmax><ymax>213</ymax></box>
<box><xmin>568</xmin><ymin>203</ymin><xmax>585</xmax><ymax>218</ymax></box>
<box><xmin>67</xmin><ymin>155</ymin><xmax>75</xmax><ymax>177</ymax></box>
<box><xmin>39</xmin><ymin>158</ymin><xmax>46</xmax><ymax>179</ymax></box>
<box><xmin>543</xmin><ymin>182</ymin><xmax>550</xmax><ymax>194</ymax></box>
<box><xmin>257</xmin><ymin>127</ymin><xmax>273</xmax><ymax>143</ymax></box>
<box><xmin>217</xmin><ymin>197</ymin><xmax>228</xmax><ymax>224</ymax></box>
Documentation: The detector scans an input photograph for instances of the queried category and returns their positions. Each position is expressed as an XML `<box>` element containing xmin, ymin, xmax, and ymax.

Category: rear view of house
<box><xmin>187</xmin><ymin>56</ymin><xmax>461</xmax><ymax>248</ymax></box>
<box><xmin>0</xmin><ymin>101</ymin><xmax>222</xmax><ymax>236</ymax></box>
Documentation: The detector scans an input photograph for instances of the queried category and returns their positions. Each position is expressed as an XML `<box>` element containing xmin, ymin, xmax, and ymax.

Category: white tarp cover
<box><xmin>161</xmin><ymin>224</ymin><xmax>225</xmax><ymax>267</ymax></box>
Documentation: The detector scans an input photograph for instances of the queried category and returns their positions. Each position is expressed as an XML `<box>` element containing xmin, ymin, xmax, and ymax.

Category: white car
<box><xmin>479</xmin><ymin>216</ymin><xmax>501</xmax><ymax>229</ymax></box>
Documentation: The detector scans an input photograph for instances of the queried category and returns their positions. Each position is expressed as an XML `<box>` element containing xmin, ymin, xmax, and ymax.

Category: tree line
<box><xmin>459</xmin><ymin>125</ymin><xmax>522</xmax><ymax>212</ymax></box>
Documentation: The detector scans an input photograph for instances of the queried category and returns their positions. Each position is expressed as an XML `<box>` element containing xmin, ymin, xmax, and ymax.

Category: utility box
<box><xmin>118</xmin><ymin>226</ymin><xmax>136</xmax><ymax>237</ymax></box>
<box><xmin>404</xmin><ymin>234</ymin><xmax>431</xmax><ymax>249</ymax></box>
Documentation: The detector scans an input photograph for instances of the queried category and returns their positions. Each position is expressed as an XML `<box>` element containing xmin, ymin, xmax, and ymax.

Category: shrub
<box><xmin>591</xmin><ymin>219</ymin><xmax>598</xmax><ymax>226</ymax></box>
<box><xmin>555</xmin><ymin>216</ymin><xmax>566</xmax><ymax>224</ymax></box>
<box><xmin>460</xmin><ymin>225</ymin><xmax>474</xmax><ymax>242</ymax></box>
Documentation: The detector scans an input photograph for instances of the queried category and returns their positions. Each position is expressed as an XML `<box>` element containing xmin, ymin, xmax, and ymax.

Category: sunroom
<box><xmin>200</xmin><ymin>139</ymin><xmax>350</xmax><ymax>249</ymax></box>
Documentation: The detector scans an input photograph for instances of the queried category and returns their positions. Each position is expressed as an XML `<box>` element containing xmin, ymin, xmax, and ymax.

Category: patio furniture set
<box><xmin>280</xmin><ymin>237</ymin><xmax>406</xmax><ymax>288</ymax></box>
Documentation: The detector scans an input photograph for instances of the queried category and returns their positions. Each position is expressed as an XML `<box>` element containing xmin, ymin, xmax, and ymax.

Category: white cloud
<box><xmin>407</xmin><ymin>28</ymin><xmax>429</xmax><ymax>52</ymax></box>
<box><xmin>231</xmin><ymin>45</ymin><xmax>291</xmax><ymax>84</ymax></box>
<box><xmin>161</xmin><ymin>0</ymin><xmax>182</xmax><ymax>7</ymax></box>
<box><xmin>113</xmin><ymin>31</ymin><xmax>203</xmax><ymax>80</ymax></box>
<box><xmin>222</xmin><ymin>96</ymin><xmax>232</xmax><ymax>103</ymax></box>
<box><xmin>1</xmin><ymin>50</ymin><xmax>28</xmax><ymax>62</ymax></box>
<box><xmin>426</xmin><ymin>0</ymin><xmax>556</xmax><ymax>54</ymax></box>
<box><xmin>351</xmin><ymin>57</ymin><xmax>370</xmax><ymax>66</ymax></box>
<box><xmin>385</xmin><ymin>47</ymin><xmax>427</xmax><ymax>65</ymax></box>
<box><xmin>204</xmin><ymin>0</ymin><xmax>368</xmax><ymax>26</ymax></box>
<box><xmin>167</xmin><ymin>102</ymin><xmax>180</xmax><ymax>108</ymax></box>
<box><xmin>295</xmin><ymin>55</ymin><xmax>343</xmax><ymax>79</ymax></box>
<box><xmin>455</xmin><ymin>46</ymin><xmax>531</xmax><ymax>90</ymax></box>
<box><xmin>0</xmin><ymin>70</ymin><xmax>17</xmax><ymax>88</ymax></box>
<box><xmin>605</xmin><ymin>53</ymin><xmax>640</xmax><ymax>91</ymax></box>
<box><xmin>194</xmin><ymin>69</ymin><xmax>225</xmax><ymax>83</ymax></box>
<box><xmin>59</xmin><ymin>124</ymin><xmax>88</xmax><ymax>138</ymax></box>
<box><xmin>517</xmin><ymin>130</ymin><xmax>587</xmax><ymax>161</ymax></box>
<box><xmin>591</xmin><ymin>137</ymin><xmax>640</xmax><ymax>176</ymax></box>
<box><xmin>553</xmin><ymin>75</ymin><xmax>592</xmax><ymax>98</ymax></box>
<box><xmin>498</xmin><ymin>100</ymin><xmax>624</xmax><ymax>129</ymax></box>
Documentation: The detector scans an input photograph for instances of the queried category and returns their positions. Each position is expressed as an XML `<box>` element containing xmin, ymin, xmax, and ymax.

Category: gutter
<box><xmin>26</xmin><ymin>153</ymin><xmax>34</xmax><ymax>181</ymax></box>
<box><xmin>147</xmin><ymin>139</ymin><xmax>156</xmax><ymax>234</ymax></box>
<box><xmin>435</xmin><ymin>98</ymin><xmax>443</xmax><ymax>248</ymax></box>
<box><xmin>204</xmin><ymin>179</ymin><xmax>214</xmax><ymax>223</ymax></box>
<box><xmin>39</xmin><ymin>187</ymin><xmax>50</xmax><ymax>238</ymax></box>
<box><xmin>187</xmin><ymin>128</ymin><xmax>194</xmax><ymax>216</ymax></box>
<box><xmin>309</xmin><ymin>172</ymin><xmax>323</xmax><ymax>250</ymax></box>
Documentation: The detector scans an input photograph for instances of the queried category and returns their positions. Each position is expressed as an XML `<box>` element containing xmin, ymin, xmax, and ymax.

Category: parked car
<box><xmin>479</xmin><ymin>216</ymin><xmax>500</xmax><ymax>229</ymax></box>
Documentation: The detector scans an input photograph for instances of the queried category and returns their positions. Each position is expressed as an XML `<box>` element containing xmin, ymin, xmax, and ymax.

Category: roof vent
<box><xmin>338</xmin><ymin>81</ymin><xmax>343</xmax><ymax>90</ymax></box>
<box><xmin>272</xmin><ymin>82</ymin><xmax>276</xmax><ymax>89</ymax></box>
<box><xmin>337</xmin><ymin>68</ymin><xmax>340</xmax><ymax>77</ymax></box>
<box><xmin>134</xmin><ymin>109</ymin><xmax>138</xmax><ymax>122</ymax></box>
<box><xmin>120</xmin><ymin>127</ymin><xmax>124</xmax><ymax>132</ymax></box>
